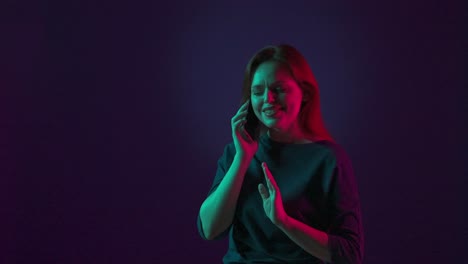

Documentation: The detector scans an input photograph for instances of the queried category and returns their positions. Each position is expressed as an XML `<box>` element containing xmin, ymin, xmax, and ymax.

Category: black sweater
<box><xmin>197</xmin><ymin>134</ymin><xmax>364</xmax><ymax>264</ymax></box>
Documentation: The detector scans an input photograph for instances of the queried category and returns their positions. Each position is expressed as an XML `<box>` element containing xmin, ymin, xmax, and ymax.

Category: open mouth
<box><xmin>263</xmin><ymin>107</ymin><xmax>283</xmax><ymax>117</ymax></box>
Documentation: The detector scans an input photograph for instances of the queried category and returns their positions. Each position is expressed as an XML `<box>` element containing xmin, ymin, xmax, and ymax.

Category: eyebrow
<box><xmin>251</xmin><ymin>80</ymin><xmax>287</xmax><ymax>90</ymax></box>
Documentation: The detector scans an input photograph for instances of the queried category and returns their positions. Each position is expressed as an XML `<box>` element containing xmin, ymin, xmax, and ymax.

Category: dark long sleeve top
<box><xmin>197</xmin><ymin>134</ymin><xmax>364</xmax><ymax>263</ymax></box>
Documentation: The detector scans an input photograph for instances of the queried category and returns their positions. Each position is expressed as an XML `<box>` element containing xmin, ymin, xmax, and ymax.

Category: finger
<box><xmin>232</xmin><ymin>119</ymin><xmax>246</xmax><ymax>131</ymax></box>
<box><xmin>262</xmin><ymin>162</ymin><xmax>278</xmax><ymax>191</ymax></box>
<box><xmin>237</xmin><ymin>100</ymin><xmax>250</xmax><ymax>113</ymax></box>
<box><xmin>261</xmin><ymin>163</ymin><xmax>273</xmax><ymax>193</ymax></box>
<box><xmin>243</xmin><ymin>131</ymin><xmax>254</xmax><ymax>143</ymax></box>
<box><xmin>231</xmin><ymin>111</ymin><xmax>248</xmax><ymax>123</ymax></box>
<box><xmin>258</xmin><ymin>184</ymin><xmax>269</xmax><ymax>200</ymax></box>
<box><xmin>239</xmin><ymin>126</ymin><xmax>255</xmax><ymax>143</ymax></box>
<box><xmin>261</xmin><ymin>162</ymin><xmax>271</xmax><ymax>180</ymax></box>
<box><xmin>233</xmin><ymin>122</ymin><xmax>253</xmax><ymax>143</ymax></box>
<box><xmin>266</xmin><ymin>177</ymin><xmax>275</xmax><ymax>195</ymax></box>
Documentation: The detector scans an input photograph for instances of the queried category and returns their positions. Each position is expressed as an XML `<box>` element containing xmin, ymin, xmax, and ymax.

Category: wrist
<box><xmin>235</xmin><ymin>152</ymin><xmax>253</xmax><ymax>163</ymax></box>
<box><xmin>276</xmin><ymin>215</ymin><xmax>292</xmax><ymax>231</ymax></box>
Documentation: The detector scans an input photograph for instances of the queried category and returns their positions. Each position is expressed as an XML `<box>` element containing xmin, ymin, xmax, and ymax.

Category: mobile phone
<box><xmin>244</xmin><ymin>101</ymin><xmax>260</xmax><ymax>141</ymax></box>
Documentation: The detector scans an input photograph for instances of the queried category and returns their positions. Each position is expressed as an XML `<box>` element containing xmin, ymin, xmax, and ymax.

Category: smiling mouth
<box><xmin>263</xmin><ymin>108</ymin><xmax>283</xmax><ymax>117</ymax></box>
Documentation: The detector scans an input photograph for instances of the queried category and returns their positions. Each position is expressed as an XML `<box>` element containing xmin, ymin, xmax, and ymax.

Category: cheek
<box><xmin>286</xmin><ymin>92</ymin><xmax>302</xmax><ymax>104</ymax></box>
<box><xmin>251</xmin><ymin>100</ymin><xmax>262</xmax><ymax>118</ymax></box>
<box><xmin>283</xmin><ymin>97</ymin><xmax>302</xmax><ymax>115</ymax></box>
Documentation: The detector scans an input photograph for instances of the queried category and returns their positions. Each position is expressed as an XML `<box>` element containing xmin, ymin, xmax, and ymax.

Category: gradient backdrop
<box><xmin>2</xmin><ymin>0</ymin><xmax>467</xmax><ymax>263</ymax></box>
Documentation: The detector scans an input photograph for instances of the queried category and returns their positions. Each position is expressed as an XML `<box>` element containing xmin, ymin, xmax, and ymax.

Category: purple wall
<box><xmin>2</xmin><ymin>1</ymin><xmax>466</xmax><ymax>263</ymax></box>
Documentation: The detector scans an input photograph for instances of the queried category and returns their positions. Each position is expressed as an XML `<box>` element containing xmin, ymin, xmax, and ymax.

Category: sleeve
<box><xmin>326</xmin><ymin>148</ymin><xmax>364</xmax><ymax>264</ymax></box>
<box><xmin>197</xmin><ymin>143</ymin><xmax>235</xmax><ymax>240</ymax></box>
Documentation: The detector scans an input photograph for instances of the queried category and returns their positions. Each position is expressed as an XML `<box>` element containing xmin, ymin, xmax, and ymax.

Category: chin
<box><xmin>263</xmin><ymin>120</ymin><xmax>284</xmax><ymax>130</ymax></box>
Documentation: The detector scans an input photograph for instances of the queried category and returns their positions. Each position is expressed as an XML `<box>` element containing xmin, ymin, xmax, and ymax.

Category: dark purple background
<box><xmin>2</xmin><ymin>1</ymin><xmax>466</xmax><ymax>263</ymax></box>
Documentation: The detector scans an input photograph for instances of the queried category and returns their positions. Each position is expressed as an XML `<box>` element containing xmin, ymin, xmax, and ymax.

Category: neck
<box><xmin>267</xmin><ymin>126</ymin><xmax>314</xmax><ymax>144</ymax></box>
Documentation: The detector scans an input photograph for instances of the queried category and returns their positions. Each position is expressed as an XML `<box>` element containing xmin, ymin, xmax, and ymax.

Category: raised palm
<box><xmin>258</xmin><ymin>162</ymin><xmax>288</xmax><ymax>226</ymax></box>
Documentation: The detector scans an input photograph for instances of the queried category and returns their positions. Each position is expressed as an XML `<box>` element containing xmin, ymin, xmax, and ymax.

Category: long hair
<box><xmin>240</xmin><ymin>44</ymin><xmax>335</xmax><ymax>142</ymax></box>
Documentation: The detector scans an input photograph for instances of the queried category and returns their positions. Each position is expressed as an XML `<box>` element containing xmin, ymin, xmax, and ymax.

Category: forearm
<box><xmin>199</xmin><ymin>154</ymin><xmax>251</xmax><ymax>240</ymax></box>
<box><xmin>277</xmin><ymin>216</ymin><xmax>331</xmax><ymax>262</ymax></box>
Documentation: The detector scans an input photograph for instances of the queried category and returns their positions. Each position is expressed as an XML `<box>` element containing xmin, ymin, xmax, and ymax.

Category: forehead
<box><xmin>251</xmin><ymin>60</ymin><xmax>293</xmax><ymax>85</ymax></box>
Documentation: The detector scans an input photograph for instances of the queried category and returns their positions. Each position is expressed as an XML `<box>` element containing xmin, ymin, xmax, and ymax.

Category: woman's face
<box><xmin>250</xmin><ymin>60</ymin><xmax>304</xmax><ymax>133</ymax></box>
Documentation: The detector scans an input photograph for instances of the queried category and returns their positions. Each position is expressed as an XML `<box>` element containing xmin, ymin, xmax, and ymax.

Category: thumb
<box><xmin>258</xmin><ymin>184</ymin><xmax>269</xmax><ymax>200</ymax></box>
<box><xmin>241</xmin><ymin>127</ymin><xmax>254</xmax><ymax>143</ymax></box>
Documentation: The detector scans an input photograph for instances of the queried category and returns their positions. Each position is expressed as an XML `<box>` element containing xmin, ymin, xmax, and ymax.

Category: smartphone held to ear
<box><xmin>244</xmin><ymin>101</ymin><xmax>260</xmax><ymax>141</ymax></box>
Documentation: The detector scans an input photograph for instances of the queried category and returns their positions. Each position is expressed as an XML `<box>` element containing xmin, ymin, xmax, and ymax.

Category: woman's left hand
<box><xmin>258</xmin><ymin>162</ymin><xmax>289</xmax><ymax>227</ymax></box>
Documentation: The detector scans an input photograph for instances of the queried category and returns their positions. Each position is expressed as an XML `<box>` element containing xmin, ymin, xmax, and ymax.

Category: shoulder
<box><xmin>217</xmin><ymin>142</ymin><xmax>236</xmax><ymax>163</ymax></box>
<box><xmin>222</xmin><ymin>142</ymin><xmax>236</xmax><ymax>156</ymax></box>
<box><xmin>315</xmin><ymin>140</ymin><xmax>353</xmax><ymax>167</ymax></box>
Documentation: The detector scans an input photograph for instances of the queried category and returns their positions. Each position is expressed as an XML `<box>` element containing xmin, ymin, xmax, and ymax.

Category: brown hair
<box><xmin>241</xmin><ymin>44</ymin><xmax>335</xmax><ymax>142</ymax></box>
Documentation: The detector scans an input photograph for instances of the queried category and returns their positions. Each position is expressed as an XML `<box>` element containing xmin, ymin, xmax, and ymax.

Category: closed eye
<box><xmin>274</xmin><ymin>86</ymin><xmax>286</xmax><ymax>93</ymax></box>
<box><xmin>251</xmin><ymin>86</ymin><xmax>287</xmax><ymax>96</ymax></box>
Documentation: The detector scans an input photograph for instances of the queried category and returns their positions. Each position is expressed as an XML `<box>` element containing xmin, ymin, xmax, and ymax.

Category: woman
<box><xmin>197</xmin><ymin>44</ymin><xmax>364</xmax><ymax>264</ymax></box>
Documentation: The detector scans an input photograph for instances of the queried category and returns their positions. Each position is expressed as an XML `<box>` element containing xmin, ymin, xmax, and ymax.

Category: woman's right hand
<box><xmin>231</xmin><ymin>99</ymin><xmax>259</xmax><ymax>160</ymax></box>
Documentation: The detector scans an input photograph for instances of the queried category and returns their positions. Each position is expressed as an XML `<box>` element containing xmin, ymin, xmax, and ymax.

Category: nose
<box><xmin>263</xmin><ymin>89</ymin><xmax>276</xmax><ymax>103</ymax></box>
